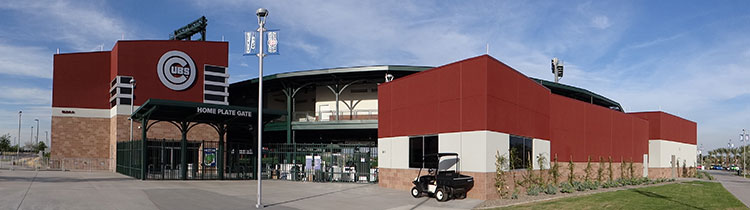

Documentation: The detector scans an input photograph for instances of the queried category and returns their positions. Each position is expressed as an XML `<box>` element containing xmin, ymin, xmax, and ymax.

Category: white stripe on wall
<box><xmin>648</xmin><ymin>139</ymin><xmax>697</xmax><ymax>168</ymax></box>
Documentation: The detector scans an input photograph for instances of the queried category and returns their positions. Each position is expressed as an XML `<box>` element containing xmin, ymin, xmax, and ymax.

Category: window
<box><xmin>409</xmin><ymin>135</ymin><xmax>438</xmax><ymax>168</ymax></box>
<box><xmin>509</xmin><ymin>135</ymin><xmax>533</xmax><ymax>169</ymax></box>
<box><xmin>119</xmin><ymin>98</ymin><xmax>132</xmax><ymax>105</ymax></box>
<box><xmin>205</xmin><ymin>85</ymin><xmax>226</xmax><ymax>92</ymax></box>
<box><xmin>205</xmin><ymin>75</ymin><xmax>225</xmax><ymax>83</ymax></box>
<box><xmin>120</xmin><ymin>87</ymin><xmax>132</xmax><ymax>94</ymax></box>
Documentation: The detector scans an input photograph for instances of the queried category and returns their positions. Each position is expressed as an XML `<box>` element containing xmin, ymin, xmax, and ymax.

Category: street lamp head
<box><xmin>256</xmin><ymin>8</ymin><xmax>268</xmax><ymax>17</ymax></box>
<box><xmin>129</xmin><ymin>78</ymin><xmax>136</xmax><ymax>85</ymax></box>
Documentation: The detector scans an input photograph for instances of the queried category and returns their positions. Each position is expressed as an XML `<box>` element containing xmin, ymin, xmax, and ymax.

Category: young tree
<box><xmin>584</xmin><ymin>156</ymin><xmax>592</xmax><ymax>182</ymax></box>
<box><xmin>597</xmin><ymin>156</ymin><xmax>604</xmax><ymax>183</ymax></box>
<box><xmin>0</xmin><ymin>134</ymin><xmax>11</xmax><ymax>152</ymax></box>
<box><xmin>495</xmin><ymin>150</ymin><xmax>509</xmax><ymax>198</ymax></box>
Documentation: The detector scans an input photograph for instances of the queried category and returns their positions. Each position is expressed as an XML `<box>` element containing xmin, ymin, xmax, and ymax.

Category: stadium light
<box><xmin>551</xmin><ymin>57</ymin><xmax>564</xmax><ymax>83</ymax></box>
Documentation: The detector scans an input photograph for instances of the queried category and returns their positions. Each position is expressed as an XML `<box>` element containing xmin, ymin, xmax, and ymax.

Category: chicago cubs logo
<box><xmin>157</xmin><ymin>50</ymin><xmax>197</xmax><ymax>91</ymax></box>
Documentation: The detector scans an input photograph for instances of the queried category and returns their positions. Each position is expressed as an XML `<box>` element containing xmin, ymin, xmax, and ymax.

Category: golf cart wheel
<box><xmin>456</xmin><ymin>192</ymin><xmax>466</xmax><ymax>199</ymax></box>
<box><xmin>411</xmin><ymin>187</ymin><xmax>422</xmax><ymax>198</ymax></box>
<box><xmin>435</xmin><ymin>188</ymin><xmax>448</xmax><ymax>202</ymax></box>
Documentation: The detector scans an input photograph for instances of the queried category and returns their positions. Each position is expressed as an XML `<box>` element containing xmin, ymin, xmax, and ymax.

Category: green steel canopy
<box><xmin>128</xmin><ymin>98</ymin><xmax>284</xmax><ymax>180</ymax></box>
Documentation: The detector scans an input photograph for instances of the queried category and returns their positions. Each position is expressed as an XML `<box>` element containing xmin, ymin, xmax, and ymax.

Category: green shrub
<box><xmin>573</xmin><ymin>181</ymin><xmax>586</xmax><ymax>191</ymax></box>
<box><xmin>545</xmin><ymin>184</ymin><xmax>558</xmax><ymax>195</ymax></box>
<box><xmin>559</xmin><ymin>182</ymin><xmax>574</xmax><ymax>193</ymax></box>
<box><xmin>584</xmin><ymin>180</ymin><xmax>598</xmax><ymax>190</ymax></box>
<box><xmin>512</xmin><ymin>188</ymin><xmax>519</xmax><ymax>199</ymax></box>
<box><xmin>527</xmin><ymin>185</ymin><xmax>543</xmax><ymax>196</ymax></box>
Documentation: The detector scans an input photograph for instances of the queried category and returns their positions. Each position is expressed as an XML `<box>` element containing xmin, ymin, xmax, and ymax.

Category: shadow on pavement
<box><xmin>264</xmin><ymin>184</ymin><xmax>374</xmax><ymax>208</ymax></box>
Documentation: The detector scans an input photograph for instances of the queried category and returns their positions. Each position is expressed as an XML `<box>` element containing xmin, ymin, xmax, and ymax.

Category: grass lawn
<box><xmin>495</xmin><ymin>181</ymin><xmax>747</xmax><ymax>210</ymax></box>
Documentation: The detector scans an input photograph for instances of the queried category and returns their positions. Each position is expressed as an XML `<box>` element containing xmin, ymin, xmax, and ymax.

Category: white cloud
<box><xmin>591</xmin><ymin>16</ymin><xmax>611</xmax><ymax>29</ymax></box>
<box><xmin>0</xmin><ymin>87</ymin><xmax>52</xmax><ymax>105</ymax></box>
<box><xmin>0</xmin><ymin>43</ymin><xmax>52</xmax><ymax>78</ymax></box>
<box><xmin>0</xmin><ymin>0</ymin><xmax>127</xmax><ymax>52</ymax></box>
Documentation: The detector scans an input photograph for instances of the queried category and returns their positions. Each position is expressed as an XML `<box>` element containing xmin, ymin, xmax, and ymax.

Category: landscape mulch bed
<box><xmin>474</xmin><ymin>178</ymin><xmax>702</xmax><ymax>209</ymax></box>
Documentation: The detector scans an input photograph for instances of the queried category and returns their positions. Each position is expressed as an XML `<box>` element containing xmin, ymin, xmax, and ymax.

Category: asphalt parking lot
<box><xmin>0</xmin><ymin>170</ymin><xmax>481</xmax><ymax>210</ymax></box>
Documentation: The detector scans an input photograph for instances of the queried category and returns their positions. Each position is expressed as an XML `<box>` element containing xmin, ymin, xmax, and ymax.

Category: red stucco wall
<box><xmin>53</xmin><ymin>51</ymin><xmax>111</xmax><ymax>109</ymax></box>
<box><xmin>630</xmin><ymin>112</ymin><xmax>697</xmax><ymax>144</ymax></box>
<box><xmin>379</xmin><ymin>55</ymin><xmax>665</xmax><ymax>163</ymax></box>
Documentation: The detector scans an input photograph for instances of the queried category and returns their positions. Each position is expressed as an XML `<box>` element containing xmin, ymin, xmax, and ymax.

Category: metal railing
<box><xmin>1</xmin><ymin>154</ymin><xmax>111</xmax><ymax>171</ymax></box>
<box><xmin>293</xmin><ymin>109</ymin><xmax>378</xmax><ymax>122</ymax></box>
<box><xmin>113</xmin><ymin>141</ymin><xmax>379</xmax><ymax>183</ymax></box>
<box><xmin>262</xmin><ymin>143</ymin><xmax>378</xmax><ymax>183</ymax></box>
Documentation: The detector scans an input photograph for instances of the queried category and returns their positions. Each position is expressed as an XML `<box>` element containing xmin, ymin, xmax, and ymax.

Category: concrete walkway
<box><xmin>0</xmin><ymin>170</ymin><xmax>481</xmax><ymax>210</ymax></box>
<box><xmin>707</xmin><ymin>170</ymin><xmax>750</xmax><ymax>207</ymax></box>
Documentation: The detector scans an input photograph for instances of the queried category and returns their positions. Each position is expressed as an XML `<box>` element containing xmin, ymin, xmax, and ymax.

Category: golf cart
<box><xmin>411</xmin><ymin>153</ymin><xmax>474</xmax><ymax>202</ymax></box>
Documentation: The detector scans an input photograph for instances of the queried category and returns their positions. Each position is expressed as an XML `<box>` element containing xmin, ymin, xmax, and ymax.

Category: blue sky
<box><xmin>0</xmin><ymin>0</ymin><xmax>749</xmax><ymax>151</ymax></box>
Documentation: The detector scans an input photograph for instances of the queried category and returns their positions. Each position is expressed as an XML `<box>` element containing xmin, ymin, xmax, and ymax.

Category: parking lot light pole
<box><xmin>34</xmin><ymin>119</ymin><xmax>39</xmax><ymax>146</ymax></box>
<box><xmin>255</xmin><ymin>7</ymin><xmax>268</xmax><ymax>209</ymax></box>
<box><xmin>16</xmin><ymin>110</ymin><xmax>21</xmax><ymax>168</ymax></box>
<box><xmin>742</xmin><ymin>129</ymin><xmax>748</xmax><ymax>178</ymax></box>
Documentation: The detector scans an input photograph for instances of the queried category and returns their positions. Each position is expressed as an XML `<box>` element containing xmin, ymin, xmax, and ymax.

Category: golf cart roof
<box><xmin>425</xmin><ymin>153</ymin><xmax>458</xmax><ymax>157</ymax></box>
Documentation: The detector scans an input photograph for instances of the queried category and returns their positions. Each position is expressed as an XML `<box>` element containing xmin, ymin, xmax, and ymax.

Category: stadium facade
<box><xmin>50</xmin><ymin>40</ymin><xmax>696</xmax><ymax>200</ymax></box>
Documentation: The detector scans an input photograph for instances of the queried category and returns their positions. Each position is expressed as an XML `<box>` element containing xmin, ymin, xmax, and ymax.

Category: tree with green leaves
<box><xmin>0</xmin><ymin>134</ymin><xmax>11</xmax><ymax>152</ymax></box>
<box><xmin>495</xmin><ymin>150</ymin><xmax>509</xmax><ymax>198</ymax></box>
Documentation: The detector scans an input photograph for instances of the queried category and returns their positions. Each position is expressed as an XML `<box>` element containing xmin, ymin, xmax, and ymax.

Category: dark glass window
<box><xmin>205</xmin><ymin>75</ymin><xmax>225</xmax><ymax>83</ymax></box>
<box><xmin>119</xmin><ymin>98</ymin><xmax>132</xmax><ymax>105</ymax></box>
<box><xmin>509</xmin><ymin>135</ymin><xmax>533</xmax><ymax>169</ymax></box>
<box><xmin>409</xmin><ymin>135</ymin><xmax>438</xmax><ymax>168</ymax></box>
<box><xmin>205</xmin><ymin>66</ymin><xmax>226</xmax><ymax>73</ymax></box>
<box><xmin>120</xmin><ymin>87</ymin><xmax>132</xmax><ymax>94</ymax></box>
<box><xmin>204</xmin><ymin>94</ymin><xmax>225</xmax><ymax>102</ymax></box>
<box><xmin>205</xmin><ymin>85</ymin><xmax>226</xmax><ymax>92</ymax></box>
<box><xmin>120</xmin><ymin>77</ymin><xmax>132</xmax><ymax>84</ymax></box>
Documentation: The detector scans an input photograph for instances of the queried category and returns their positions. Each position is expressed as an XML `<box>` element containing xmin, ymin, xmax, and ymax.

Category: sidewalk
<box><xmin>707</xmin><ymin>170</ymin><xmax>750</xmax><ymax>207</ymax></box>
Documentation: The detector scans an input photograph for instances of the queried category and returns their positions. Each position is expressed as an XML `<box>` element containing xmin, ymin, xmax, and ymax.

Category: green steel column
<box><xmin>217</xmin><ymin>126</ymin><xmax>225</xmax><ymax>180</ymax></box>
<box><xmin>286</xmin><ymin>89</ymin><xmax>292</xmax><ymax>163</ymax></box>
<box><xmin>180</xmin><ymin>123</ymin><xmax>188</xmax><ymax>180</ymax></box>
<box><xmin>141</xmin><ymin>118</ymin><xmax>147</xmax><ymax>180</ymax></box>
<box><xmin>286</xmin><ymin>90</ymin><xmax>292</xmax><ymax>144</ymax></box>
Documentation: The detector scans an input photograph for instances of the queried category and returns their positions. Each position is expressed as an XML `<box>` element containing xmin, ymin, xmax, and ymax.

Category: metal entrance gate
<box><xmin>117</xmin><ymin>141</ymin><xmax>378</xmax><ymax>182</ymax></box>
<box><xmin>262</xmin><ymin>143</ymin><xmax>378</xmax><ymax>183</ymax></box>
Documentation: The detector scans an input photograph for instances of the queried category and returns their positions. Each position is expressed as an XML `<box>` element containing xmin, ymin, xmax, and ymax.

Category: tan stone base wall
<box><xmin>379</xmin><ymin>161</ymin><xmax>651</xmax><ymax>200</ymax></box>
<box><xmin>51</xmin><ymin>116</ymin><xmax>110</xmax><ymax>159</ymax></box>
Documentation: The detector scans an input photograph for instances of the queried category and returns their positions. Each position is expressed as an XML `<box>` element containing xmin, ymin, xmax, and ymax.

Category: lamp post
<box><xmin>741</xmin><ymin>129</ymin><xmax>748</xmax><ymax>178</ymax></box>
<box><xmin>255</xmin><ymin>8</ymin><xmax>268</xmax><ymax>209</ymax></box>
<box><xmin>129</xmin><ymin>78</ymin><xmax>136</xmax><ymax>142</ymax></box>
<box><xmin>29</xmin><ymin>126</ymin><xmax>33</xmax><ymax>150</ymax></box>
<box><xmin>34</xmin><ymin>119</ymin><xmax>39</xmax><ymax>146</ymax></box>
<box><xmin>16</xmin><ymin>110</ymin><xmax>21</xmax><ymax>168</ymax></box>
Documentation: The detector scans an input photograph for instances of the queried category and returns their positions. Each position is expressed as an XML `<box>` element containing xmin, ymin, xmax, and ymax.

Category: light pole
<box><xmin>29</xmin><ymin>126</ymin><xmax>33</xmax><ymax>150</ymax></box>
<box><xmin>255</xmin><ymin>8</ymin><xmax>268</xmax><ymax>209</ymax></box>
<box><xmin>129</xmin><ymin>78</ymin><xmax>136</xmax><ymax>142</ymax></box>
<box><xmin>741</xmin><ymin>129</ymin><xmax>749</xmax><ymax>178</ymax></box>
<box><xmin>16</xmin><ymin>111</ymin><xmax>21</xmax><ymax>168</ymax></box>
<box><xmin>34</xmin><ymin>119</ymin><xmax>39</xmax><ymax>146</ymax></box>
